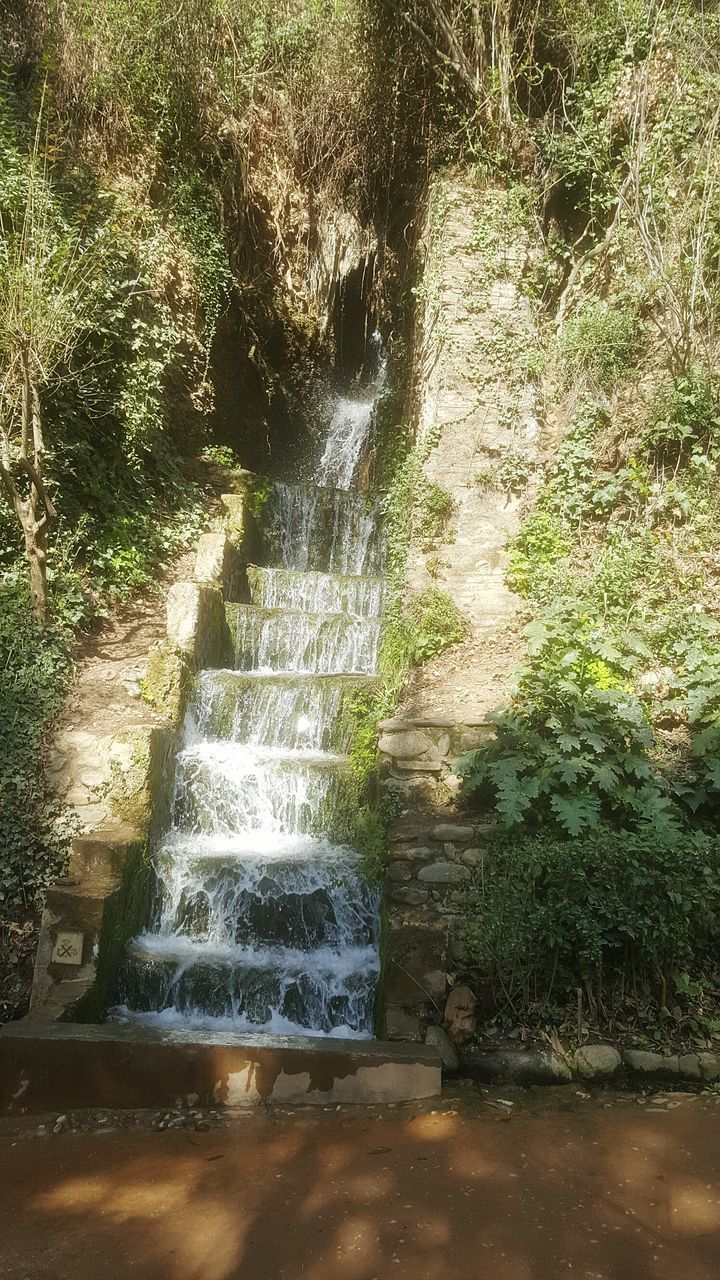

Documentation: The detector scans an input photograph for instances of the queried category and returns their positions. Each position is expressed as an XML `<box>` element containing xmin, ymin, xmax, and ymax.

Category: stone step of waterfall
<box><xmin>189</xmin><ymin>670</ymin><xmax>377</xmax><ymax>753</ymax></box>
<box><xmin>172</xmin><ymin>741</ymin><xmax>357</xmax><ymax>838</ymax></box>
<box><xmin>263</xmin><ymin>481</ymin><xmax>386</xmax><ymax>576</ymax></box>
<box><xmin>152</xmin><ymin>838</ymin><xmax>379</xmax><ymax>950</ymax></box>
<box><xmin>225</xmin><ymin>603</ymin><xmax>381</xmax><ymax>675</ymax></box>
<box><xmin>246</xmin><ymin>565</ymin><xmax>385</xmax><ymax>618</ymax></box>
<box><xmin>115</xmin><ymin>937</ymin><xmax>380</xmax><ymax>1037</ymax></box>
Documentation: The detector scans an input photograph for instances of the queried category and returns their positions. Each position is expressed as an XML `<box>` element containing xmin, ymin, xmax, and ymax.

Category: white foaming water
<box><xmin>188</xmin><ymin>670</ymin><xmax>369</xmax><ymax>754</ymax></box>
<box><xmin>116</xmin><ymin>358</ymin><xmax>387</xmax><ymax>1038</ymax></box>
<box><xmin>228</xmin><ymin>605</ymin><xmax>381</xmax><ymax>675</ymax></box>
<box><xmin>247</xmin><ymin>566</ymin><xmax>385</xmax><ymax>618</ymax></box>
<box><xmin>316</xmin><ymin>342</ymin><xmax>386</xmax><ymax>490</ymax></box>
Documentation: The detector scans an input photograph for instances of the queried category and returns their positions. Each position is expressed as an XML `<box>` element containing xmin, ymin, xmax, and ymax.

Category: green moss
<box><xmin>141</xmin><ymin>642</ymin><xmax>193</xmax><ymax>725</ymax></box>
<box><xmin>108</xmin><ymin>726</ymin><xmax>176</xmax><ymax>835</ymax></box>
<box><xmin>64</xmin><ymin>835</ymin><xmax>152</xmax><ymax>1022</ymax></box>
<box><xmin>372</xmin><ymin>894</ymin><xmax>390</xmax><ymax>1037</ymax></box>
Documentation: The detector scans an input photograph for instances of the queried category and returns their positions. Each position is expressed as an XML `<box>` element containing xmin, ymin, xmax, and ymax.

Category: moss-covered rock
<box><xmin>108</xmin><ymin>726</ymin><xmax>176</xmax><ymax>835</ymax></box>
<box><xmin>142</xmin><ymin>642</ymin><xmax>193</xmax><ymax>725</ymax></box>
<box><xmin>66</xmin><ymin>833</ymin><xmax>152</xmax><ymax>1023</ymax></box>
<box><xmin>166</xmin><ymin>581</ymin><xmax>232</xmax><ymax>670</ymax></box>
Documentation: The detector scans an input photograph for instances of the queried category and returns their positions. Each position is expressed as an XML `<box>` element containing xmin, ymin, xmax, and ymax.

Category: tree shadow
<box><xmin>1</xmin><ymin>1093</ymin><xmax>719</xmax><ymax>1280</ymax></box>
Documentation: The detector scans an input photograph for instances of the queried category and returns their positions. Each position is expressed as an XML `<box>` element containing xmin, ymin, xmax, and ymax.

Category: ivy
<box><xmin>0</xmin><ymin>585</ymin><xmax>74</xmax><ymax>922</ymax></box>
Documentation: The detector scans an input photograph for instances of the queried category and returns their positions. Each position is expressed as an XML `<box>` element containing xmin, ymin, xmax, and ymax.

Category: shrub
<box><xmin>561</xmin><ymin>301</ymin><xmax>639</xmax><ymax>390</ymax></box>
<box><xmin>458</xmin><ymin>611</ymin><xmax>682</xmax><ymax>836</ymax></box>
<box><xmin>0</xmin><ymin>584</ymin><xmax>73</xmax><ymax>918</ymax></box>
<box><xmin>460</xmin><ymin>827</ymin><xmax>720</xmax><ymax>1021</ymax></box>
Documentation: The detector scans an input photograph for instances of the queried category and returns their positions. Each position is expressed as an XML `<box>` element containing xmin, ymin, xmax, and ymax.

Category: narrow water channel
<box><xmin>116</xmin><ymin>357</ymin><xmax>386</xmax><ymax>1038</ymax></box>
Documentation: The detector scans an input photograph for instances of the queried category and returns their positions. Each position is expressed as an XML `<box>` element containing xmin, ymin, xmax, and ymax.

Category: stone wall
<box><xmin>379</xmin><ymin>718</ymin><xmax>493</xmax><ymax>1041</ymax></box>
<box><xmin>399</xmin><ymin>177</ymin><xmax>541</xmax><ymax>724</ymax></box>
<box><xmin>381</xmin><ymin>176</ymin><xmax>543</xmax><ymax>1041</ymax></box>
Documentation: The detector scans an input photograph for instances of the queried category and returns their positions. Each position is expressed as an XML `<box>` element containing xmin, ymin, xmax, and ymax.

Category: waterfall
<box><xmin>114</xmin><ymin>364</ymin><xmax>385</xmax><ymax>1039</ymax></box>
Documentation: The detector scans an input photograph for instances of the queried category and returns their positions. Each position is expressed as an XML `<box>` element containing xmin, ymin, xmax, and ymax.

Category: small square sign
<box><xmin>51</xmin><ymin>931</ymin><xmax>84</xmax><ymax>966</ymax></box>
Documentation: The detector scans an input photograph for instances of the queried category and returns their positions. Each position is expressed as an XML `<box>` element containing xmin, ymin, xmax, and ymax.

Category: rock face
<box><xmin>381</xmin><ymin>179</ymin><xmax>541</xmax><ymax>1043</ymax></box>
<box><xmin>574</xmin><ymin>1044</ymin><xmax>622</xmax><ymax>1079</ymax></box>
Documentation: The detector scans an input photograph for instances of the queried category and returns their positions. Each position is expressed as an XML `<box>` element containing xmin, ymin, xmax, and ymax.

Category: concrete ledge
<box><xmin>0</xmin><ymin>1023</ymin><xmax>441</xmax><ymax>1113</ymax></box>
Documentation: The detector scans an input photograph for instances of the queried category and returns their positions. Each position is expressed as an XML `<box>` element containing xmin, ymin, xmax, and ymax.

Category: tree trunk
<box><xmin>23</xmin><ymin>508</ymin><xmax>48</xmax><ymax>625</ymax></box>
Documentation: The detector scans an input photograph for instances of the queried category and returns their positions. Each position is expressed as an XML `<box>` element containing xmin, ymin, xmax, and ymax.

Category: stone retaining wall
<box><xmin>379</xmin><ymin>717</ymin><xmax>493</xmax><ymax>1041</ymax></box>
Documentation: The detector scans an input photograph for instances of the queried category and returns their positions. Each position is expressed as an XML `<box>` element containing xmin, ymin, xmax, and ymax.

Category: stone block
<box><xmin>108</xmin><ymin>726</ymin><xmax>175</xmax><ymax>835</ymax></box>
<box><xmin>418</xmin><ymin>862</ymin><xmax>470</xmax><ymax>885</ymax></box>
<box><xmin>623</xmin><ymin>1050</ymin><xmax>679</xmax><ymax>1076</ymax></box>
<box><xmin>698</xmin><ymin>1052</ymin><xmax>720</xmax><ymax>1081</ymax></box>
<box><xmin>677</xmin><ymin>1054</ymin><xmax>702</xmax><ymax>1081</ymax></box>
<box><xmin>0</xmin><ymin>1024</ymin><xmax>440</xmax><ymax>1110</ymax></box>
<box><xmin>194</xmin><ymin>532</ymin><xmax>227</xmax><ymax>585</ymax></box>
<box><xmin>142</xmin><ymin>642</ymin><xmax>192</xmax><ymax>725</ymax></box>
<box><xmin>384</xmin><ymin>925</ymin><xmax>447</xmax><ymax>1008</ymax></box>
<box><xmin>166</xmin><ymin>581</ymin><xmax>231</xmax><ymax>670</ymax></box>
<box><xmin>167</xmin><ymin>581</ymin><xmax>202</xmax><ymax>655</ymax></box>
<box><xmin>194</xmin><ymin>532</ymin><xmax>243</xmax><ymax>598</ymax></box>
<box><xmin>220</xmin><ymin>493</ymin><xmax>246</xmax><ymax>546</ymax></box>
<box><xmin>574</xmin><ymin>1044</ymin><xmax>622</xmax><ymax>1079</ymax></box>
<box><xmin>387</xmin><ymin>862</ymin><xmax>412</xmax><ymax>883</ymax></box>
<box><xmin>384</xmin><ymin>1006</ymin><xmax>425</xmax><ymax>1042</ymax></box>
<box><xmin>378</xmin><ymin>718</ymin><xmax>414</xmax><ymax>733</ymax></box>
<box><xmin>389</xmin><ymin>887</ymin><xmax>429</xmax><ymax>906</ymax></box>
<box><xmin>390</xmin><ymin>816</ymin><xmax>437</xmax><ymax>842</ymax></box>
<box><xmin>68</xmin><ymin>825</ymin><xmax>138</xmax><ymax>882</ymax></box>
<box><xmin>463</xmin><ymin>1048</ymin><xmax>572</xmax><ymax>1086</ymax></box>
<box><xmin>394</xmin><ymin>760</ymin><xmax>443</xmax><ymax>773</ymax></box>
<box><xmin>389</xmin><ymin>844</ymin><xmax>432</xmax><ymax>862</ymax></box>
<box><xmin>431</xmin><ymin>823</ymin><xmax>474</xmax><ymax>841</ymax></box>
<box><xmin>378</xmin><ymin>729</ymin><xmax>434</xmax><ymax>759</ymax></box>
<box><xmin>461</xmin><ymin>847</ymin><xmax>482</xmax><ymax>867</ymax></box>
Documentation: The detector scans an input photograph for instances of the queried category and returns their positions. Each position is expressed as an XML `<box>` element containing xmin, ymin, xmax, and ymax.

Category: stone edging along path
<box><xmin>447</xmin><ymin>1043</ymin><xmax>720</xmax><ymax>1088</ymax></box>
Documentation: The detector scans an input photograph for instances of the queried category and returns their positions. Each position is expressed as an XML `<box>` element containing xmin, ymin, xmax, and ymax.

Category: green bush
<box><xmin>460</xmin><ymin>827</ymin><xmax>720</xmax><ymax>1022</ymax></box>
<box><xmin>561</xmin><ymin>301</ymin><xmax>639</xmax><ymax>390</ymax></box>
<box><xmin>0</xmin><ymin>585</ymin><xmax>74</xmax><ymax>917</ymax></box>
<box><xmin>458</xmin><ymin>611</ymin><xmax>683</xmax><ymax>836</ymax></box>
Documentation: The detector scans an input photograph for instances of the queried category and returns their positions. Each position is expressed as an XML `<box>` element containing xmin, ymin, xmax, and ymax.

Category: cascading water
<box><xmin>115</xmin><ymin>355</ymin><xmax>386</xmax><ymax>1039</ymax></box>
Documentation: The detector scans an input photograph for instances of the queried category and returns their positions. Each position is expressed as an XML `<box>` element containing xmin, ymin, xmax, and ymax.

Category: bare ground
<box><xmin>0</xmin><ymin>1085</ymin><xmax>718</xmax><ymax>1280</ymax></box>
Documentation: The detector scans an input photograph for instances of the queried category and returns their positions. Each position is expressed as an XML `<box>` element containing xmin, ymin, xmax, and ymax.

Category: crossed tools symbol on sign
<box><xmin>57</xmin><ymin>939</ymin><xmax>78</xmax><ymax>959</ymax></box>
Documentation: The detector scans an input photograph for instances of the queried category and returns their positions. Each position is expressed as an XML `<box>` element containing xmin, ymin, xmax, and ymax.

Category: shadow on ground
<box><xmin>1</xmin><ymin>1088</ymin><xmax>719</xmax><ymax>1280</ymax></box>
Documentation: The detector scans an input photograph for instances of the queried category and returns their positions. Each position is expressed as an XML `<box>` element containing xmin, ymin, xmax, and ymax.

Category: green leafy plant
<box><xmin>460</xmin><ymin>826</ymin><xmax>720</xmax><ymax>1022</ymax></box>
<box><xmin>0</xmin><ymin>124</ymin><xmax>112</xmax><ymax>621</ymax></box>
<box><xmin>459</xmin><ymin>611</ymin><xmax>682</xmax><ymax>836</ymax></box>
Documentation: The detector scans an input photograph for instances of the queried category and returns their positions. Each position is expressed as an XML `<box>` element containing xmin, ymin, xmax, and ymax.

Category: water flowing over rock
<box><xmin>114</xmin><ymin>376</ymin><xmax>386</xmax><ymax>1038</ymax></box>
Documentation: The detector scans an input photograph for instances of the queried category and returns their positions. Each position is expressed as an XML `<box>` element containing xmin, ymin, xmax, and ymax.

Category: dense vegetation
<box><xmin>2</xmin><ymin>0</ymin><xmax>720</xmax><ymax>1045</ymax></box>
<box><xmin>439</xmin><ymin>2</ymin><xmax>720</xmax><ymax>1040</ymax></box>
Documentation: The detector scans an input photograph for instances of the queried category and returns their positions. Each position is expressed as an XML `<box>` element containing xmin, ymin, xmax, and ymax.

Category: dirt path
<box><xmin>1</xmin><ymin>1088</ymin><xmax>718</xmax><ymax>1280</ymax></box>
